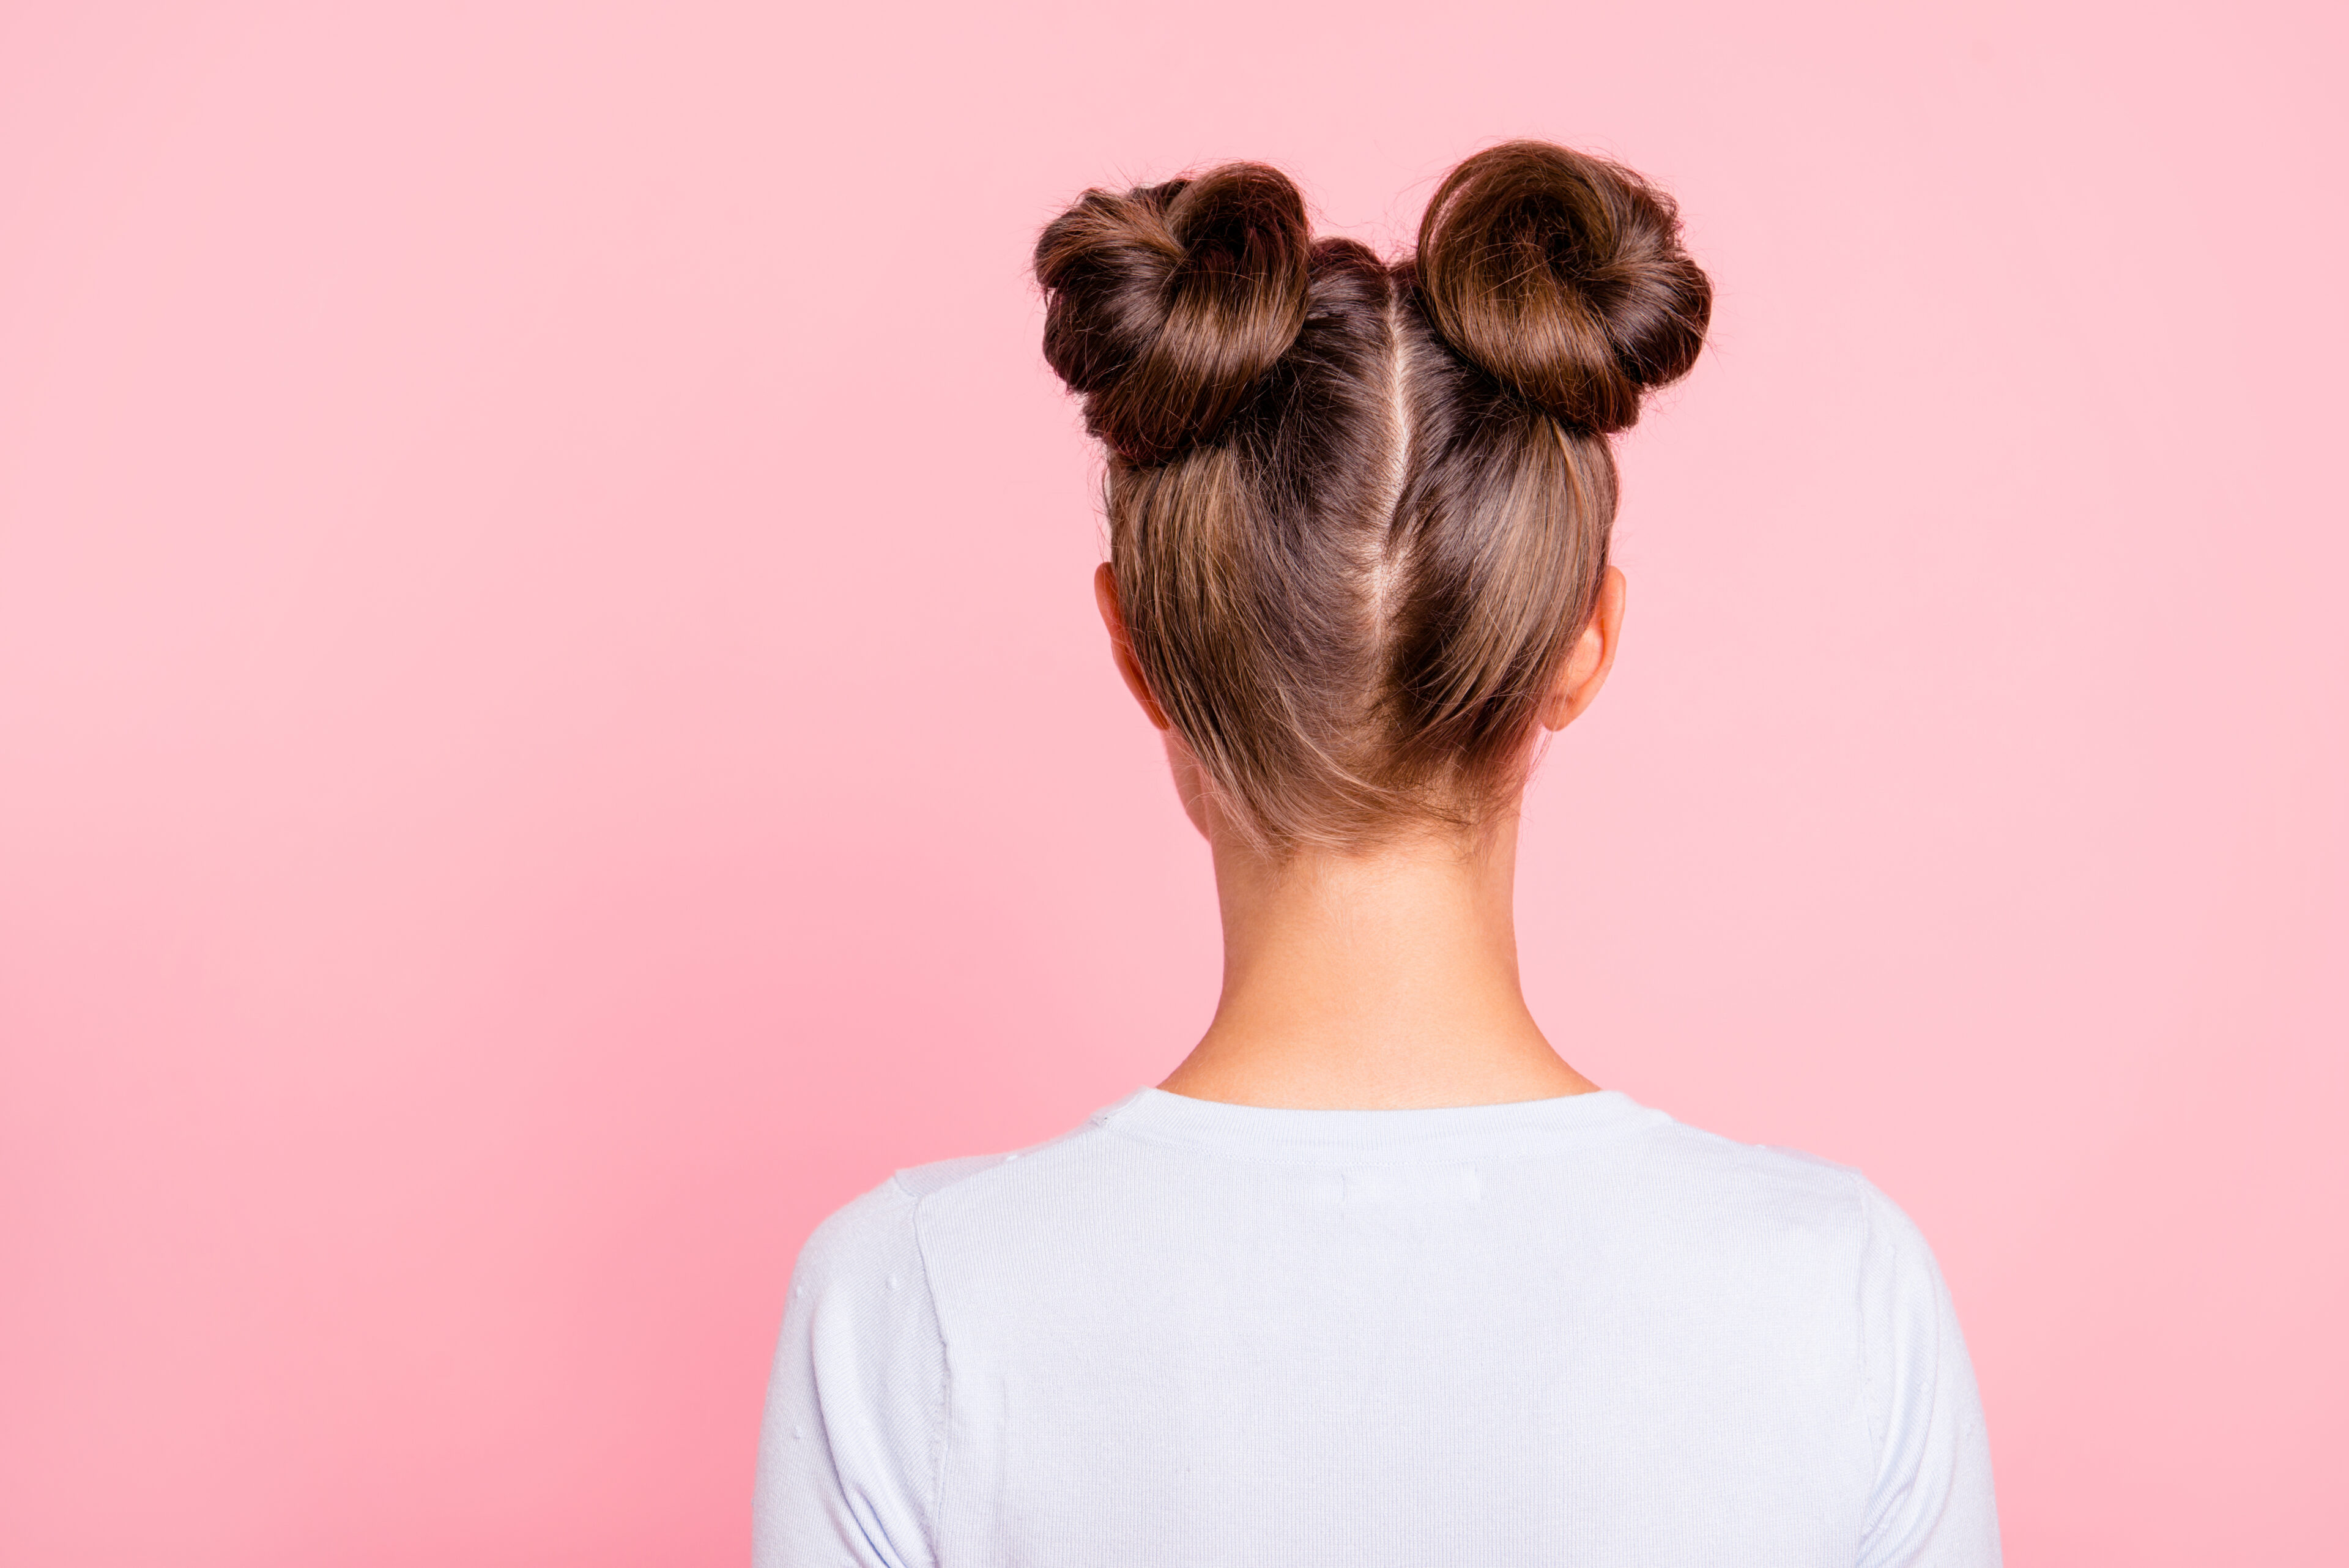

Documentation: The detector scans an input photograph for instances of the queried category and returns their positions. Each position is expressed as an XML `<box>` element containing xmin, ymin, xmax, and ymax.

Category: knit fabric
<box><xmin>755</xmin><ymin>1088</ymin><xmax>1998</xmax><ymax>1567</ymax></box>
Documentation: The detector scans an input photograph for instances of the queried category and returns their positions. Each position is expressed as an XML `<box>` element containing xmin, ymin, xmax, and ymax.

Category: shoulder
<box><xmin>1628</xmin><ymin>1115</ymin><xmax>1880</xmax><ymax>1238</ymax></box>
<box><xmin>1622</xmin><ymin>1113</ymin><xmax>1962</xmax><ymax>1329</ymax></box>
<box><xmin>788</xmin><ymin>1167</ymin><xmax>933</xmax><ymax>1315</ymax></box>
<box><xmin>785</xmin><ymin>1151</ymin><xmax>1010</xmax><ymax>1283</ymax></box>
<box><xmin>1608</xmin><ymin>1118</ymin><xmax>1965</xmax><ymax>1346</ymax></box>
<box><xmin>793</xmin><ymin>1113</ymin><xmax>1127</xmax><ymax>1287</ymax></box>
<box><xmin>1647</xmin><ymin>1131</ymin><xmax>1995</xmax><ymax>1563</ymax></box>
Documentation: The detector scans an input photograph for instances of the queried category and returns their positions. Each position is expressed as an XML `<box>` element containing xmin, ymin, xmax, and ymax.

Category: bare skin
<box><xmin>1093</xmin><ymin>561</ymin><xmax>1628</xmax><ymax>1110</ymax></box>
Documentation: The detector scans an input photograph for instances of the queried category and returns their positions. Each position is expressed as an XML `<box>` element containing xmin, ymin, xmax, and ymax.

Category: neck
<box><xmin>1158</xmin><ymin>812</ymin><xmax>1597</xmax><ymax>1110</ymax></box>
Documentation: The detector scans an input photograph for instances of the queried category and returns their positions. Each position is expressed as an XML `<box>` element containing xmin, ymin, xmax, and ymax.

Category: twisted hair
<box><xmin>1035</xmin><ymin>141</ymin><xmax>1712</xmax><ymax>854</ymax></box>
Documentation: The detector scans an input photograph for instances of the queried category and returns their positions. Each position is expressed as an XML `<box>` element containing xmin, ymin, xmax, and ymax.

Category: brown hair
<box><xmin>1035</xmin><ymin>141</ymin><xmax>1710</xmax><ymax>855</ymax></box>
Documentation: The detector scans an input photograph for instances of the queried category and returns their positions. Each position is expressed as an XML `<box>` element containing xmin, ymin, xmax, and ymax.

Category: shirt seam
<box><xmin>899</xmin><ymin>1121</ymin><xmax>1118</xmax><ymax>1203</ymax></box>
<box><xmin>1853</xmin><ymin>1169</ymin><xmax>1891</xmax><ymax>1563</ymax></box>
<box><xmin>903</xmin><ymin>1184</ymin><xmax>953</xmax><ymax>1568</ymax></box>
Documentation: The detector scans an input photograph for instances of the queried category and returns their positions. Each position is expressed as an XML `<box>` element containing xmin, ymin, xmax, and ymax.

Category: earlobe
<box><xmin>1095</xmin><ymin>562</ymin><xmax>1172</xmax><ymax>730</ymax></box>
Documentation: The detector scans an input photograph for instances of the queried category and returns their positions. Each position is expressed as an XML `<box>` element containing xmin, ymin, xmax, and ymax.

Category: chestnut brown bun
<box><xmin>1033</xmin><ymin>142</ymin><xmax>1712</xmax><ymax>855</ymax></box>
<box><xmin>1034</xmin><ymin>164</ymin><xmax>1312</xmax><ymax>466</ymax></box>
<box><xmin>1417</xmin><ymin>141</ymin><xmax>1711</xmax><ymax>433</ymax></box>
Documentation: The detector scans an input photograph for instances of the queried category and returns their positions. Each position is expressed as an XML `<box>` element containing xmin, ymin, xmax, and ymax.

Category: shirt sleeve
<box><xmin>1854</xmin><ymin>1176</ymin><xmax>2002</xmax><ymax>1568</ymax></box>
<box><xmin>753</xmin><ymin>1177</ymin><xmax>944</xmax><ymax>1568</ymax></box>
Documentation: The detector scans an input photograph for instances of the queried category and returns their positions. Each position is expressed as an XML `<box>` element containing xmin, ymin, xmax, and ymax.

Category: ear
<box><xmin>1540</xmin><ymin>565</ymin><xmax>1627</xmax><ymax>732</ymax></box>
<box><xmin>1095</xmin><ymin>562</ymin><xmax>1171</xmax><ymax>730</ymax></box>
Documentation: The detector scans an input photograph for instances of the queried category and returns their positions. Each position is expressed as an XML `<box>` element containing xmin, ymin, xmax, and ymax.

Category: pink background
<box><xmin>2</xmin><ymin>1</ymin><xmax>2343</xmax><ymax>1562</ymax></box>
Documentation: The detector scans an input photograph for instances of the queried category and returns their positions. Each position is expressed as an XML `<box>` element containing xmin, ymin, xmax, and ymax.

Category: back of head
<box><xmin>1034</xmin><ymin>142</ymin><xmax>1712</xmax><ymax>856</ymax></box>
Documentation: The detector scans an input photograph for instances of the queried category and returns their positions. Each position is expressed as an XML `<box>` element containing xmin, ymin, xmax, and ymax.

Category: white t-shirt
<box><xmin>754</xmin><ymin>1087</ymin><xmax>1998</xmax><ymax>1567</ymax></box>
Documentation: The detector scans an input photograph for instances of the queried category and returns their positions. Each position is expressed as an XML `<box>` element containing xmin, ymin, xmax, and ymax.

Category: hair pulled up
<box><xmin>1036</xmin><ymin>164</ymin><xmax>1312</xmax><ymax>466</ymax></box>
<box><xmin>1034</xmin><ymin>141</ymin><xmax>1712</xmax><ymax>854</ymax></box>
<box><xmin>1417</xmin><ymin>141</ymin><xmax>1710</xmax><ymax>434</ymax></box>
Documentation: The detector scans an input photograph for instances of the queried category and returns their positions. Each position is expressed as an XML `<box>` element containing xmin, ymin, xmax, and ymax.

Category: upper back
<box><xmin>757</xmin><ymin>1089</ymin><xmax>2000</xmax><ymax>1568</ymax></box>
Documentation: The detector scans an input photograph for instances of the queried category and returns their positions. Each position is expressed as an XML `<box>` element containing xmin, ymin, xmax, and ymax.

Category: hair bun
<box><xmin>1034</xmin><ymin>163</ymin><xmax>1312</xmax><ymax>465</ymax></box>
<box><xmin>1416</xmin><ymin>141</ymin><xmax>1711</xmax><ymax>433</ymax></box>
